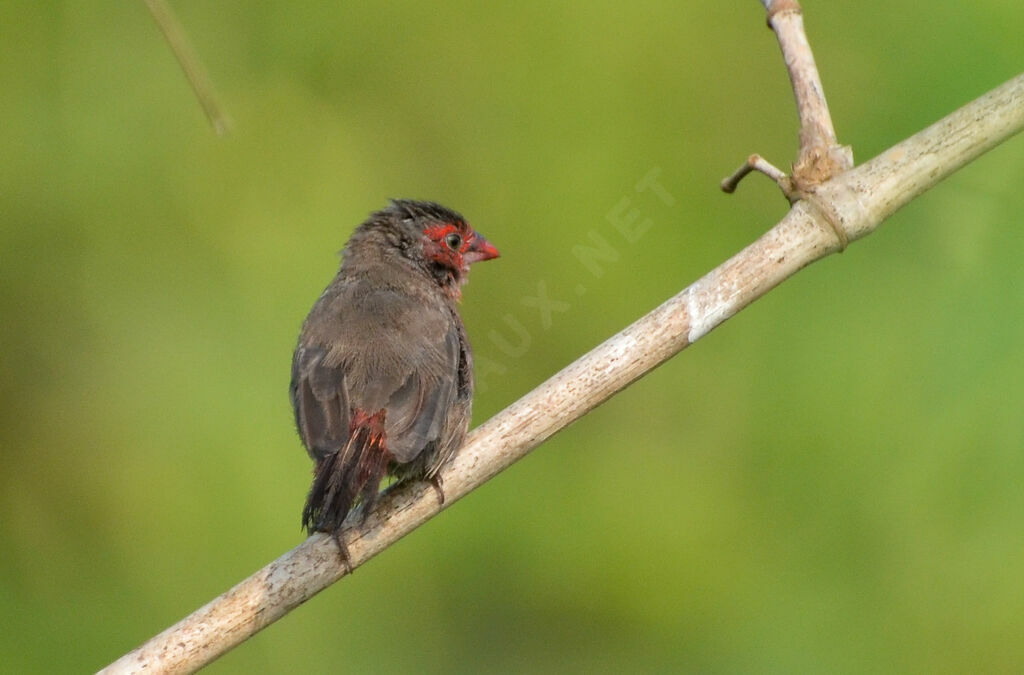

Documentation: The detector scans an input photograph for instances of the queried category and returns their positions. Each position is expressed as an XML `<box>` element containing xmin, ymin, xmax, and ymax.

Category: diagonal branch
<box><xmin>100</xmin><ymin>70</ymin><xmax>1024</xmax><ymax>675</ymax></box>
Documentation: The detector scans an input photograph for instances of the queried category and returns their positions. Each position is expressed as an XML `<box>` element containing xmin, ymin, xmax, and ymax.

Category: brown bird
<box><xmin>290</xmin><ymin>200</ymin><xmax>498</xmax><ymax>554</ymax></box>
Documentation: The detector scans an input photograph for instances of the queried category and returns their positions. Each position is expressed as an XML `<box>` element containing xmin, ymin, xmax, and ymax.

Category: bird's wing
<box><xmin>292</xmin><ymin>281</ymin><xmax>462</xmax><ymax>464</ymax></box>
<box><xmin>378</xmin><ymin>321</ymin><xmax>460</xmax><ymax>462</ymax></box>
<box><xmin>290</xmin><ymin>343</ymin><xmax>352</xmax><ymax>462</ymax></box>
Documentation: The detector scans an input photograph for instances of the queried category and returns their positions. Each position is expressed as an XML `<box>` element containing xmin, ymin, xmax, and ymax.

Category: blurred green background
<box><xmin>2</xmin><ymin>1</ymin><xmax>1023</xmax><ymax>672</ymax></box>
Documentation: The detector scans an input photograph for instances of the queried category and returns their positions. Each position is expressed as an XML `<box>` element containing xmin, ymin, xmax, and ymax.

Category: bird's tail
<box><xmin>302</xmin><ymin>409</ymin><xmax>391</xmax><ymax>535</ymax></box>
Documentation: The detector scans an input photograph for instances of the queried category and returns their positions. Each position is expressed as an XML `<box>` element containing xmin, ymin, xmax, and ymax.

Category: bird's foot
<box><xmin>330</xmin><ymin>530</ymin><xmax>354</xmax><ymax>574</ymax></box>
<box><xmin>427</xmin><ymin>474</ymin><xmax>446</xmax><ymax>506</ymax></box>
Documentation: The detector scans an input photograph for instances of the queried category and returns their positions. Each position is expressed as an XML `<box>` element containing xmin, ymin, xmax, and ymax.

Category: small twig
<box><xmin>144</xmin><ymin>0</ymin><xmax>232</xmax><ymax>136</ymax></box>
<box><xmin>721</xmin><ymin>154</ymin><xmax>795</xmax><ymax>199</ymax></box>
<box><xmin>724</xmin><ymin>0</ymin><xmax>852</xmax><ymax>248</ymax></box>
<box><xmin>764</xmin><ymin>0</ymin><xmax>851</xmax><ymax>183</ymax></box>
<box><xmin>725</xmin><ymin>2</ymin><xmax>852</xmax><ymax>190</ymax></box>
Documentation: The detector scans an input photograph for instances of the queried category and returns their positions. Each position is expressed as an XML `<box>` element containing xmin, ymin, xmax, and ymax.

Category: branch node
<box><xmin>801</xmin><ymin>190</ymin><xmax>849</xmax><ymax>251</ymax></box>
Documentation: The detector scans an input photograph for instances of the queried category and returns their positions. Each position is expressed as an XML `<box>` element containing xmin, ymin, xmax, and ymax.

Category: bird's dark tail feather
<box><xmin>302</xmin><ymin>409</ymin><xmax>391</xmax><ymax>535</ymax></box>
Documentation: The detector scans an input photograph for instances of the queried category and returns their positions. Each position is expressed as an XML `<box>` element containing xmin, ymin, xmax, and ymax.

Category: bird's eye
<box><xmin>444</xmin><ymin>232</ymin><xmax>463</xmax><ymax>251</ymax></box>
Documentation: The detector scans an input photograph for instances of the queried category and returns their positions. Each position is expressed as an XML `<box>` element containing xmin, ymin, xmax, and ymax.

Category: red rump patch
<box><xmin>350</xmin><ymin>408</ymin><xmax>387</xmax><ymax>444</ymax></box>
<box><xmin>350</xmin><ymin>408</ymin><xmax>390</xmax><ymax>487</ymax></box>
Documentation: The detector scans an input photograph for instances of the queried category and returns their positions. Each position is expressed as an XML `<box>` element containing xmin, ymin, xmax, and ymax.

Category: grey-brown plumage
<box><xmin>290</xmin><ymin>200</ymin><xmax>498</xmax><ymax>540</ymax></box>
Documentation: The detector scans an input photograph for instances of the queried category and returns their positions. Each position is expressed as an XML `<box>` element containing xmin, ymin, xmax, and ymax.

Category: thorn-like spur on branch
<box><xmin>721</xmin><ymin>154</ymin><xmax>795</xmax><ymax>200</ymax></box>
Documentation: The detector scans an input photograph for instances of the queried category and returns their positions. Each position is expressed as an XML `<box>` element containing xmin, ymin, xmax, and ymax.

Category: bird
<box><xmin>290</xmin><ymin>199</ymin><xmax>499</xmax><ymax>560</ymax></box>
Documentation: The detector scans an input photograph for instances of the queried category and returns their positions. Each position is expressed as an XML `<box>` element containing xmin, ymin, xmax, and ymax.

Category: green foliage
<box><xmin>1</xmin><ymin>1</ymin><xmax>1023</xmax><ymax>672</ymax></box>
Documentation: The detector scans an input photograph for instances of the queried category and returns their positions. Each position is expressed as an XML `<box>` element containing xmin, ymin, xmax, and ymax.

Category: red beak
<box><xmin>464</xmin><ymin>233</ymin><xmax>500</xmax><ymax>264</ymax></box>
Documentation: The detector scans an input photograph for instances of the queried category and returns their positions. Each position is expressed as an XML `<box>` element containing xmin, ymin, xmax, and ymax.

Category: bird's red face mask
<box><xmin>422</xmin><ymin>221</ymin><xmax>499</xmax><ymax>296</ymax></box>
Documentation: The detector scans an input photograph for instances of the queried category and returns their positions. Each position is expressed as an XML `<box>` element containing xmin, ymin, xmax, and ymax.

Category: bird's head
<box><xmin>389</xmin><ymin>199</ymin><xmax>499</xmax><ymax>297</ymax></box>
